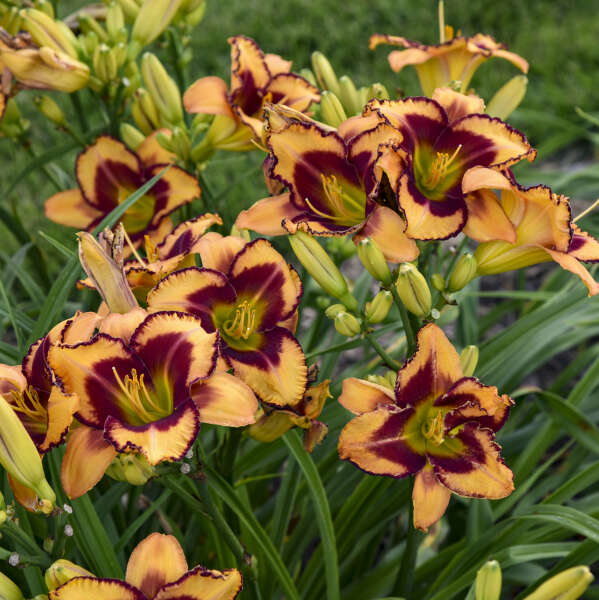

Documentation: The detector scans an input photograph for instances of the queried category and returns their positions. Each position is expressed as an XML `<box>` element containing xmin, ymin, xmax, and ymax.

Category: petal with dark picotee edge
<box><xmin>267</xmin><ymin>72</ymin><xmax>320</xmax><ymax>113</ymax></box>
<box><xmin>235</xmin><ymin>193</ymin><xmax>303</xmax><ymax>236</ymax></box>
<box><xmin>147</xmin><ymin>268</ymin><xmax>237</xmax><ymax>332</ymax></box>
<box><xmin>49</xmin><ymin>577</ymin><xmax>146</xmax><ymax>600</ymax></box>
<box><xmin>104</xmin><ymin>399</ymin><xmax>199</xmax><ymax>465</ymax></box>
<box><xmin>429</xmin><ymin>423</ymin><xmax>514</xmax><ymax>499</ymax></box>
<box><xmin>125</xmin><ymin>533</ymin><xmax>188</xmax><ymax>597</ymax></box>
<box><xmin>61</xmin><ymin>426</ymin><xmax>116</xmax><ymax>499</ymax></box>
<box><xmin>412</xmin><ymin>463</ymin><xmax>451</xmax><ymax>531</ymax></box>
<box><xmin>153</xmin><ymin>566</ymin><xmax>242</xmax><ymax>600</ymax></box>
<box><xmin>223</xmin><ymin>327</ymin><xmax>307</xmax><ymax>409</ymax></box>
<box><xmin>395</xmin><ymin>324</ymin><xmax>463</xmax><ymax>408</ymax></box>
<box><xmin>338</xmin><ymin>406</ymin><xmax>425</xmax><ymax>477</ymax></box>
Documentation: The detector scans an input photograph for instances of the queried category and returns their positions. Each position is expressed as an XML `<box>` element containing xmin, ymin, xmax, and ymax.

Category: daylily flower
<box><xmin>79</xmin><ymin>214</ymin><xmax>224</xmax><ymax>301</ymax></box>
<box><xmin>363</xmin><ymin>87</ymin><xmax>536</xmax><ymax>240</ymax></box>
<box><xmin>45</xmin><ymin>135</ymin><xmax>201</xmax><ymax>246</ymax></box>
<box><xmin>235</xmin><ymin>107</ymin><xmax>419</xmax><ymax>263</ymax></box>
<box><xmin>183</xmin><ymin>35</ymin><xmax>319</xmax><ymax>156</ymax></box>
<box><xmin>48</xmin><ymin>310</ymin><xmax>257</xmax><ymax>498</ymax></box>
<box><xmin>147</xmin><ymin>238</ymin><xmax>309</xmax><ymax>409</ymax></box>
<box><xmin>469</xmin><ymin>178</ymin><xmax>599</xmax><ymax>295</ymax></box>
<box><xmin>369</xmin><ymin>30</ymin><xmax>528</xmax><ymax>97</ymax></box>
<box><xmin>338</xmin><ymin>323</ymin><xmax>514</xmax><ymax>531</ymax></box>
<box><xmin>49</xmin><ymin>532</ymin><xmax>242</xmax><ymax>600</ymax></box>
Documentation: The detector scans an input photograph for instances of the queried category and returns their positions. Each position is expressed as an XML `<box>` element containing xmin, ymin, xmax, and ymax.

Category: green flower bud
<box><xmin>0</xmin><ymin>7</ymin><xmax>21</xmax><ymax>36</ymax></box>
<box><xmin>357</xmin><ymin>237</ymin><xmax>392</xmax><ymax>285</ymax></box>
<box><xmin>289</xmin><ymin>231</ymin><xmax>358</xmax><ymax>311</ymax></box>
<box><xmin>93</xmin><ymin>44</ymin><xmax>113</xmax><ymax>83</ymax></box>
<box><xmin>171</xmin><ymin>126</ymin><xmax>191</xmax><ymax>161</ymax></box>
<box><xmin>34</xmin><ymin>0</ymin><xmax>54</xmax><ymax>18</ymax></box>
<box><xmin>45</xmin><ymin>560</ymin><xmax>94</xmax><ymax>591</ymax></box>
<box><xmin>431</xmin><ymin>273</ymin><xmax>445</xmax><ymax>292</ymax></box>
<box><xmin>324</xmin><ymin>303</ymin><xmax>346</xmax><ymax>319</ymax></box>
<box><xmin>367</xmin><ymin>82</ymin><xmax>390</xmax><ymax>101</ymax></box>
<box><xmin>131</xmin><ymin>0</ymin><xmax>185</xmax><ymax>53</ymax></box>
<box><xmin>460</xmin><ymin>345</ymin><xmax>479</xmax><ymax>377</ymax></box>
<box><xmin>338</xmin><ymin>75</ymin><xmax>361</xmax><ymax>116</ymax></box>
<box><xmin>116</xmin><ymin>0</ymin><xmax>140</xmax><ymax>22</ymax></box>
<box><xmin>106</xmin><ymin>2</ymin><xmax>125</xmax><ymax>40</ymax></box>
<box><xmin>487</xmin><ymin>75</ymin><xmax>528</xmax><ymax>121</ymax></box>
<box><xmin>0</xmin><ymin>572</ymin><xmax>25</xmax><ymax>600</ymax></box>
<box><xmin>141</xmin><ymin>53</ymin><xmax>183</xmax><ymax>126</ymax></box>
<box><xmin>299</xmin><ymin>68</ymin><xmax>317</xmax><ymax>87</ymax></box>
<box><xmin>395</xmin><ymin>263</ymin><xmax>432</xmax><ymax>318</ymax></box>
<box><xmin>365</xmin><ymin>290</ymin><xmax>393</xmax><ymax>324</ymax></box>
<box><xmin>185</xmin><ymin>1</ymin><xmax>206</xmax><ymax>27</ymax></box>
<box><xmin>19</xmin><ymin>8</ymin><xmax>78</xmax><ymax>58</ymax></box>
<box><xmin>475</xmin><ymin>560</ymin><xmax>502</xmax><ymax>600</ymax></box>
<box><xmin>523</xmin><ymin>566</ymin><xmax>593</xmax><ymax>600</ymax></box>
<box><xmin>311</xmin><ymin>51</ymin><xmax>341</xmax><ymax>97</ymax></box>
<box><xmin>448</xmin><ymin>253</ymin><xmax>477</xmax><ymax>292</ymax></box>
<box><xmin>120</xmin><ymin>123</ymin><xmax>145</xmax><ymax>150</ymax></box>
<box><xmin>105</xmin><ymin>453</ymin><xmax>155</xmax><ymax>486</ymax></box>
<box><xmin>132</xmin><ymin>87</ymin><xmax>160</xmax><ymax>134</ymax></box>
<box><xmin>320</xmin><ymin>91</ymin><xmax>347</xmax><ymax>127</ymax></box>
<box><xmin>334</xmin><ymin>311</ymin><xmax>361</xmax><ymax>337</ymax></box>
<box><xmin>80</xmin><ymin>31</ymin><xmax>99</xmax><ymax>58</ymax></box>
<box><xmin>34</xmin><ymin>96</ymin><xmax>65</xmax><ymax>126</ymax></box>
<box><xmin>78</xmin><ymin>13</ymin><xmax>108</xmax><ymax>42</ymax></box>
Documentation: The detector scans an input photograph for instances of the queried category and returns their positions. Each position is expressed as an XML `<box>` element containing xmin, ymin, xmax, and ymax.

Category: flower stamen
<box><xmin>421</xmin><ymin>410</ymin><xmax>445</xmax><ymax>446</ymax></box>
<box><xmin>422</xmin><ymin>144</ymin><xmax>462</xmax><ymax>190</ymax></box>
<box><xmin>10</xmin><ymin>387</ymin><xmax>47</xmax><ymax>423</ymax></box>
<box><xmin>223</xmin><ymin>301</ymin><xmax>257</xmax><ymax>339</ymax></box>
<box><xmin>112</xmin><ymin>367</ymin><xmax>166</xmax><ymax>423</ymax></box>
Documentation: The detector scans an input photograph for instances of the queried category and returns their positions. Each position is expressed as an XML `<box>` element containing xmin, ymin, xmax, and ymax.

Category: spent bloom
<box><xmin>338</xmin><ymin>324</ymin><xmax>513</xmax><ymax>530</ymax></box>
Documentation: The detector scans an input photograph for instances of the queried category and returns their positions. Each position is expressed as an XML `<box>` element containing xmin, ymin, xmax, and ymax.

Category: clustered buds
<box><xmin>395</xmin><ymin>263</ymin><xmax>432</xmax><ymax>318</ymax></box>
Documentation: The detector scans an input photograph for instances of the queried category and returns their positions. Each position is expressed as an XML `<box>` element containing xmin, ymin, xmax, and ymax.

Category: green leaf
<box><xmin>517</xmin><ymin>504</ymin><xmax>599</xmax><ymax>544</ymax></box>
<box><xmin>283</xmin><ymin>430</ymin><xmax>340</xmax><ymax>600</ymax></box>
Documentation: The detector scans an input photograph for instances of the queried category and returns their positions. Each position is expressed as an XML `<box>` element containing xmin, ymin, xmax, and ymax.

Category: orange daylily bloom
<box><xmin>49</xmin><ymin>533</ymin><xmax>242</xmax><ymax>600</ymax></box>
<box><xmin>369</xmin><ymin>31</ymin><xmax>528</xmax><ymax>97</ymax></box>
<box><xmin>45</xmin><ymin>136</ymin><xmax>200</xmax><ymax>246</ymax></box>
<box><xmin>338</xmin><ymin>324</ymin><xmax>513</xmax><ymax>531</ymax></box>
<box><xmin>184</xmin><ymin>36</ymin><xmax>319</xmax><ymax>155</ymax></box>
<box><xmin>469</xmin><ymin>178</ymin><xmax>599</xmax><ymax>295</ymax></box>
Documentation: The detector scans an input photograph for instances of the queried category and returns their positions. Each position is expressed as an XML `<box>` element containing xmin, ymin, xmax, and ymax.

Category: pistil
<box><xmin>222</xmin><ymin>301</ymin><xmax>257</xmax><ymax>339</ymax></box>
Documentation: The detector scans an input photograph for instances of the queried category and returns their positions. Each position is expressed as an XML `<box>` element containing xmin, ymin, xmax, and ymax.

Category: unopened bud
<box><xmin>106</xmin><ymin>2</ymin><xmax>125</xmax><ymax>39</ymax></box>
<box><xmin>357</xmin><ymin>237</ymin><xmax>392</xmax><ymax>285</ymax></box>
<box><xmin>367</xmin><ymin>82</ymin><xmax>390</xmax><ymax>101</ymax></box>
<box><xmin>45</xmin><ymin>559</ymin><xmax>94</xmax><ymax>591</ymax></box>
<box><xmin>395</xmin><ymin>263</ymin><xmax>432</xmax><ymax>318</ymax></box>
<box><xmin>132</xmin><ymin>87</ymin><xmax>161</xmax><ymax>134</ymax></box>
<box><xmin>475</xmin><ymin>560</ymin><xmax>502</xmax><ymax>600</ymax></box>
<box><xmin>431</xmin><ymin>273</ymin><xmax>445</xmax><ymax>292</ymax></box>
<box><xmin>448</xmin><ymin>253</ymin><xmax>477</xmax><ymax>292</ymax></box>
<box><xmin>131</xmin><ymin>0</ymin><xmax>185</xmax><ymax>54</ymax></box>
<box><xmin>78</xmin><ymin>13</ymin><xmax>108</xmax><ymax>42</ymax></box>
<box><xmin>77</xmin><ymin>230</ymin><xmax>138</xmax><ymax>314</ymax></box>
<box><xmin>320</xmin><ymin>91</ymin><xmax>347</xmax><ymax>127</ymax></box>
<box><xmin>116</xmin><ymin>0</ymin><xmax>140</xmax><ymax>22</ymax></box>
<box><xmin>334</xmin><ymin>311</ymin><xmax>361</xmax><ymax>337</ymax></box>
<box><xmin>171</xmin><ymin>126</ymin><xmax>191</xmax><ymax>160</ymax></box>
<box><xmin>185</xmin><ymin>1</ymin><xmax>206</xmax><ymax>27</ymax></box>
<box><xmin>487</xmin><ymin>75</ymin><xmax>528</xmax><ymax>121</ymax></box>
<box><xmin>0</xmin><ymin>7</ymin><xmax>21</xmax><ymax>35</ymax></box>
<box><xmin>248</xmin><ymin>410</ymin><xmax>294</xmax><ymax>443</ymax></box>
<box><xmin>523</xmin><ymin>566</ymin><xmax>593</xmax><ymax>600</ymax></box>
<box><xmin>365</xmin><ymin>290</ymin><xmax>393</xmax><ymax>324</ymax></box>
<box><xmin>324</xmin><ymin>303</ymin><xmax>346</xmax><ymax>319</ymax></box>
<box><xmin>460</xmin><ymin>345</ymin><xmax>479</xmax><ymax>377</ymax></box>
<box><xmin>34</xmin><ymin>0</ymin><xmax>54</xmax><ymax>18</ymax></box>
<box><xmin>19</xmin><ymin>8</ymin><xmax>78</xmax><ymax>58</ymax></box>
<box><xmin>289</xmin><ymin>231</ymin><xmax>357</xmax><ymax>311</ymax></box>
<box><xmin>105</xmin><ymin>452</ymin><xmax>155</xmax><ymax>485</ymax></box>
<box><xmin>141</xmin><ymin>53</ymin><xmax>183</xmax><ymax>125</ymax></box>
<box><xmin>80</xmin><ymin>31</ymin><xmax>99</xmax><ymax>57</ymax></box>
<box><xmin>34</xmin><ymin>96</ymin><xmax>65</xmax><ymax>126</ymax></box>
<box><xmin>93</xmin><ymin>44</ymin><xmax>115</xmax><ymax>83</ymax></box>
<box><xmin>0</xmin><ymin>572</ymin><xmax>24</xmax><ymax>600</ymax></box>
<box><xmin>120</xmin><ymin>123</ymin><xmax>145</xmax><ymax>150</ymax></box>
<box><xmin>338</xmin><ymin>75</ymin><xmax>361</xmax><ymax>116</ymax></box>
<box><xmin>311</xmin><ymin>51</ymin><xmax>341</xmax><ymax>97</ymax></box>
<box><xmin>112</xmin><ymin>42</ymin><xmax>128</xmax><ymax>69</ymax></box>
<box><xmin>155</xmin><ymin>130</ymin><xmax>174</xmax><ymax>153</ymax></box>
<box><xmin>299</xmin><ymin>68</ymin><xmax>317</xmax><ymax>87</ymax></box>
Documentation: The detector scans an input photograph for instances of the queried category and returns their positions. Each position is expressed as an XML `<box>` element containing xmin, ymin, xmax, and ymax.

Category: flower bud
<box><xmin>131</xmin><ymin>0</ymin><xmax>185</xmax><ymax>55</ymax></box>
<box><xmin>431</xmin><ymin>273</ymin><xmax>445</xmax><ymax>292</ymax></box>
<box><xmin>185</xmin><ymin>1</ymin><xmax>206</xmax><ymax>27</ymax></box>
<box><xmin>523</xmin><ymin>566</ymin><xmax>593</xmax><ymax>600</ymax></box>
<box><xmin>112</xmin><ymin>42</ymin><xmax>128</xmax><ymax>69</ymax></box>
<box><xmin>78</xmin><ymin>13</ymin><xmax>108</xmax><ymax>42</ymax></box>
<box><xmin>334</xmin><ymin>311</ymin><xmax>361</xmax><ymax>337</ymax></box>
<box><xmin>132</xmin><ymin>87</ymin><xmax>161</xmax><ymax>134</ymax></box>
<box><xmin>45</xmin><ymin>560</ymin><xmax>94</xmax><ymax>591</ymax></box>
<box><xmin>0</xmin><ymin>395</ymin><xmax>56</xmax><ymax>513</ymax></box>
<box><xmin>324</xmin><ymin>303</ymin><xmax>346</xmax><ymax>319</ymax></box>
<box><xmin>487</xmin><ymin>75</ymin><xmax>528</xmax><ymax>121</ymax></box>
<box><xmin>171</xmin><ymin>126</ymin><xmax>191</xmax><ymax>161</ymax></box>
<box><xmin>357</xmin><ymin>237</ymin><xmax>392</xmax><ymax>285</ymax></box>
<box><xmin>34</xmin><ymin>96</ymin><xmax>65</xmax><ymax>126</ymax></box>
<box><xmin>105</xmin><ymin>453</ymin><xmax>155</xmax><ymax>486</ymax></box>
<box><xmin>311</xmin><ymin>51</ymin><xmax>341</xmax><ymax>97</ymax></box>
<box><xmin>80</xmin><ymin>31</ymin><xmax>99</xmax><ymax>58</ymax></box>
<box><xmin>475</xmin><ymin>560</ymin><xmax>502</xmax><ymax>600</ymax></box>
<box><xmin>77</xmin><ymin>230</ymin><xmax>139</xmax><ymax>314</ymax></box>
<box><xmin>248</xmin><ymin>410</ymin><xmax>294</xmax><ymax>443</ymax></box>
<box><xmin>120</xmin><ymin>123</ymin><xmax>145</xmax><ymax>150</ymax></box>
<box><xmin>93</xmin><ymin>44</ymin><xmax>114</xmax><ymax>83</ymax></box>
<box><xmin>448</xmin><ymin>253</ymin><xmax>477</xmax><ymax>292</ymax></box>
<box><xmin>365</xmin><ymin>290</ymin><xmax>393</xmax><ymax>324</ymax></box>
<box><xmin>338</xmin><ymin>75</ymin><xmax>361</xmax><ymax>116</ymax></box>
<box><xmin>19</xmin><ymin>9</ymin><xmax>78</xmax><ymax>58</ymax></box>
<box><xmin>320</xmin><ymin>91</ymin><xmax>347</xmax><ymax>128</ymax></box>
<box><xmin>367</xmin><ymin>82</ymin><xmax>390</xmax><ymax>101</ymax></box>
<box><xmin>141</xmin><ymin>53</ymin><xmax>183</xmax><ymax>126</ymax></box>
<box><xmin>0</xmin><ymin>572</ymin><xmax>25</xmax><ymax>600</ymax></box>
<box><xmin>34</xmin><ymin>0</ymin><xmax>55</xmax><ymax>18</ymax></box>
<box><xmin>299</xmin><ymin>68</ymin><xmax>317</xmax><ymax>87</ymax></box>
<box><xmin>116</xmin><ymin>0</ymin><xmax>140</xmax><ymax>22</ymax></box>
<box><xmin>289</xmin><ymin>231</ymin><xmax>357</xmax><ymax>311</ymax></box>
<box><xmin>0</xmin><ymin>7</ymin><xmax>21</xmax><ymax>36</ymax></box>
<box><xmin>106</xmin><ymin>2</ymin><xmax>125</xmax><ymax>40</ymax></box>
<box><xmin>395</xmin><ymin>263</ymin><xmax>432</xmax><ymax>318</ymax></box>
<box><xmin>460</xmin><ymin>345</ymin><xmax>479</xmax><ymax>377</ymax></box>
